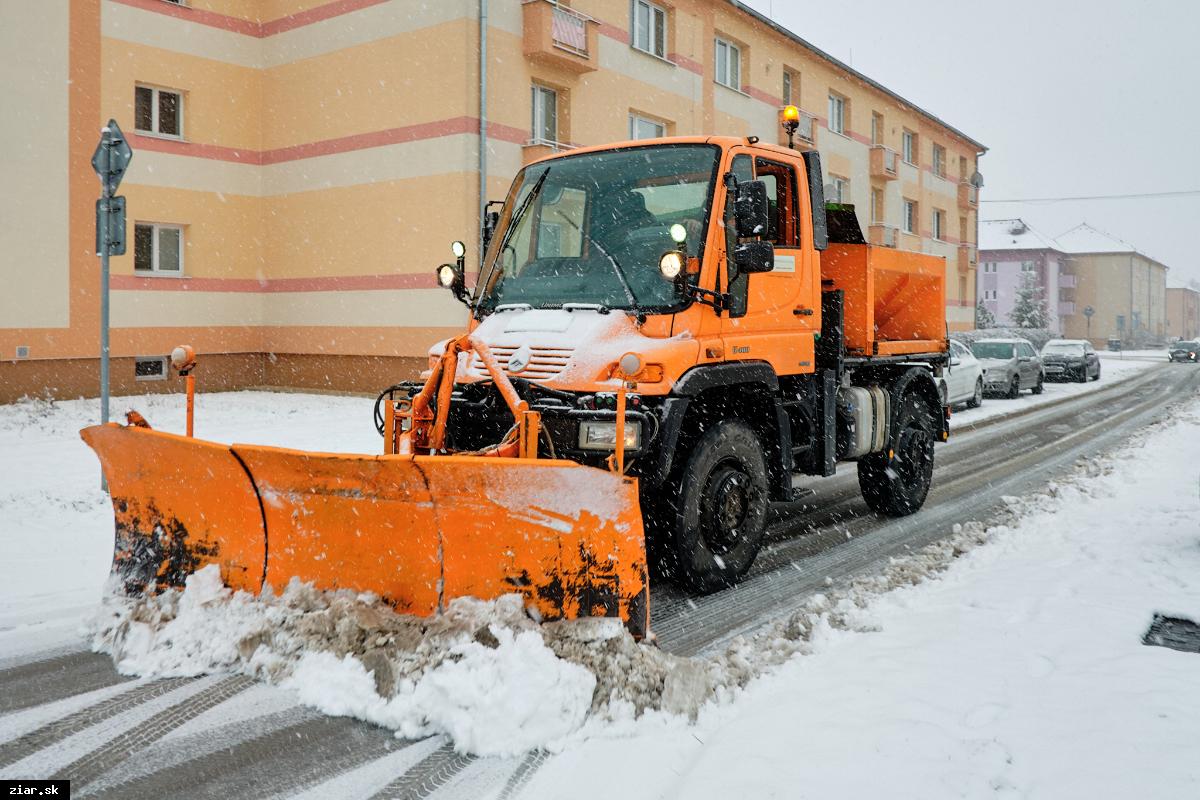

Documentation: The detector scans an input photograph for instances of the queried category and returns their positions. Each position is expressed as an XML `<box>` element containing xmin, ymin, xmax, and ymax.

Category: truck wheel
<box><xmin>858</xmin><ymin>393</ymin><xmax>935</xmax><ymax>517</ymax></box>
<box><xmin>967</xmin><ymin>378</ymin><xmax>983</xmax><ymax>409</ymax></box>
<box><xmin>668</xmin><ymin>420</ymin><xmax>769</xmax><ymax>593</ymax></box>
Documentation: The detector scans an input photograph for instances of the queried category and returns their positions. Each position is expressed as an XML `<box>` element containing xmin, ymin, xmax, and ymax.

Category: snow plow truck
<box><xmin>83</xmin><ymin>115</ymin><xmax>950</xmax><ymax>639</ymax></box>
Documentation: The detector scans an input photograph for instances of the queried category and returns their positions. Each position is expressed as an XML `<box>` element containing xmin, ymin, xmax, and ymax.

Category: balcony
<box><xmin>1059</xmin><ymin>301</ymin><xmax>1076</xmax><ymax>316</ymax></box>
<box><xmin>869</xmin><ymin>145</ymin><xmax>899</xmax><ymax>180</ymax></box>
<box><xmin>958</xmin><ymin>181</ymin><xmax>978</xmax><ymax>208</ymax></box>
<box><xmin>522</xmin><ymin>137</ymin><xmax>576</xmax><ymax>164</ymax></box>
<box><xmin>1059</xmin><ymin>273</ymin><xmax>1077</xmax><ymax>289</ymax></box>
<box><xmin>958</xmin><ymin>243</ymin><xmax>977</xmax><ymax>274</ymax></box>
<box><xmin>868</xmin><ymin>223</ymin><xmax>898</xmax><ymax>248</ymax></box>
<box><xmin>523</xmin><ymin>0</ymin><xmax>598</xmax><ymax>74</ymax></box>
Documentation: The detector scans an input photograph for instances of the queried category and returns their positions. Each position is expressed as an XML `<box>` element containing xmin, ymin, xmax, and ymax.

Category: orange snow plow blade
<box><xmin>81</xmin><ymin>424</ymin><xmax>649</xmax><ymax>636</ymax></box>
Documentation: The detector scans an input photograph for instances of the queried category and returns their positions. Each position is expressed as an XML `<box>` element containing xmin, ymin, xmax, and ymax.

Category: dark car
<box><xmin>1041</xmin><ymin>339</ymin><xmax>1101</xmax><ymax>382</ymax></box>
<box><xmin>1169</xmin><ymin>340</ymin><xmax>1199</xmax><ymax>363</ymax></box>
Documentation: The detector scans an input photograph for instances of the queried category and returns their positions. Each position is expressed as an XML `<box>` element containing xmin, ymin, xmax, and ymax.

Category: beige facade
<box><xmin>1166</xmin><ymin>287</ymin><xmax>1200</xmax><ymax>341</ymax></box>
<box><xmin>1</xmin><ymin>0</ymin><xmax>984</xmax><ymax>402</ymax></box>
<box><xmin>1061</xmin><ymin>253</ymin><xmax>1169</xmax><ymax>345</ymax></box>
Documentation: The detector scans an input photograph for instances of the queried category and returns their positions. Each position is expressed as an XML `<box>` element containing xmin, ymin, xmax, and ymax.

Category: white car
<box><xmin>939</xmin><ymin>339</ymin><xmax>984</xmax><ymax>409</ymax></box>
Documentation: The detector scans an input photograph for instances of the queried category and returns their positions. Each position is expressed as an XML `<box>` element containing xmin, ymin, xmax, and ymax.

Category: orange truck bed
<box><xmin>820</xmin><ymin>243</ymin><xmax>947</xmax><ymax>357</ymax></box>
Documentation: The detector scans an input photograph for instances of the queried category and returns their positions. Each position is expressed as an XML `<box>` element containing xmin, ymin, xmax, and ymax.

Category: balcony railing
<box><xmin>868</xmin><ymin>223</ymin><xmax>898</xmax><ymax>248</ymax></box>
<box><xmin>522</xmin><ymin>137</ymin><xmax>577</xmax><ymax>164</ymax></box>
<box><xmin>869</xmin><ymin>145</ymin><xmax>899</xmax><ymax>180</ymax></box>
<box><xmin>958</xmin><ymin>181</ymin><xmax>978</xmax><ymax>208</ymax></box>
<box><xmin>1059</xmin><ymin>301</ymin><xmax>1076</xmax><ymax>316</ymax></box>
<box><xmin>523</xmin><ymin>0</ymin><xmax>598</xmax><ymax>73</ymax></box>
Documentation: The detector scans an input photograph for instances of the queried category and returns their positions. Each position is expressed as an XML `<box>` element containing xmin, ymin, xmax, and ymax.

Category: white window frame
<box><xmin>871</xmin><ymin>112</ymin><xmax>883</xmax><ymax>145</ymax></box>
<box><xmin>133</xmin><ymin>222</ymin><xmax>185</xmax><ymax>276</ymax></box>
<box><xmin>932</xmin><ymin>208</ymin><xmax>945</xmax><ymax>241</ymax></box>
<box><xmin>983</xmin><ymin>289</ymin><xmax>998</xmax><ymax>301</ymax></box>
<box><xmin>629</xmin><ymin>113</ymin><xmax>666</xmax><ymax>140</ymax></box>
<box><xmin>134</xmin><ymin>84</ymin><xmax>184</xmax><ymax>140</ymax></box>
<box><xmin>830</xmin><ymin>176</ymin><xmax>848</xmax><ymax>204</ymax></box>
<box><xmin>828</xmin><ymin>93</ymin><xmax>846</xmax><ymax>136</ymax></box>
<box><xmin>631</xmin><ymin>0</ymin><xmax>667</xmax><ymax>60</ymax></box>
<box><xmin>714</xmin><ymin>37</ymin><xmax>741</xmax><ymax>90</ymax></box>
<box><xmin>1021</xmin><ymin>260</ymin><xmax>1036</xmax><ymax>272</ymax></box>
<box><xmin>530</xmin><ymin>84</ymin><xmax>558</xmax><ymax>145</ymax></box>
<box><xmin>902</xmin><ymin>130</ymin><xmax>917</xmax><ymax>165</ymax></box>
<box><xmin>870</xmin><ymin>188</ymin><xmax>883</xmax><ymax>223</ymax></box>
<box><xmin>903</xmin><ymin>199</ymin><xmax>917</xmax><ymax>234</ymax></box>
<box><xmin>932</xmin><ymin>143</ymin><xmax>946</xmax><ymax>177</ymax></box>
<box><xmin>782</xmin><ymin>69</ymin><xmax>795</xmax><ymax>105</ymax></box>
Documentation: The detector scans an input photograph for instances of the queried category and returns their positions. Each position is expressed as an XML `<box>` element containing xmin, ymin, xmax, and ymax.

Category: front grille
<box><xmin>469</xmin><ymin>345</ymin><xmax>574</xmax><ymax>381</ymax></box>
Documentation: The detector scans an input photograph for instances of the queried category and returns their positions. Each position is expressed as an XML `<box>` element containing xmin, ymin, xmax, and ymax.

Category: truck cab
<box><xmin>421</xmin><ymin>134</ymin><xmax>949</xmax><ymax>592</ymax></box>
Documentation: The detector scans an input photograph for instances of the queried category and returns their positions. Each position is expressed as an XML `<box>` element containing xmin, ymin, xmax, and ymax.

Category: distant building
<box><xmin>1166</xmin><ymin>287</ymin><xmax>1200</xmax><ymax>340</ymax></box>
<box><xmin>978</xmin><ymin>219</ymin><xmax>1070</xmax><ymax>331</ymax></box>
<box><xmin>1055</xmin><ymin>224</ymin><xmax>1168</xmax><ymax>345</ymax></box>
<box><xmin>979</xmin><ymin>220</ymin><xmax>1169</xmax><ymax>345</ymax></box>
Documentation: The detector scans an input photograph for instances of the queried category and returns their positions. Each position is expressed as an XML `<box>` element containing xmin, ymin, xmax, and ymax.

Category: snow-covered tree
<box><xmin>1010</xmin><ymin>271</ymin><xmax>1049</xmax><ymax>329</ymax></box>
<box><xmin>975</xmin><ymin>300</ymin><xmax>995</xmax><ymax>329</ymax></box>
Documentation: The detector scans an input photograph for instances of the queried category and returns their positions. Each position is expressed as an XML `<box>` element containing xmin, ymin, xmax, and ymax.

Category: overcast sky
<box><xmin>740</xmin><ymin>0</ymin><xmax>1200</xmax><ymax>286</ymax></box>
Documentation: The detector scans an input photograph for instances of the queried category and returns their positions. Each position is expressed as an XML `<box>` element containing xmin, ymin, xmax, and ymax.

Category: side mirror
<box><xmin>734</xmin><ymin>180</ymin><xmax>770</xmax><ymax>238</ymax></box>
<box><xmin>482</xmin><ymin>209</ymin><xmax>501</xmax><ymax>250</ymax></box>
<box><xmin>733</xmin><ymin>240</ymin><xmax>775</xmax><ymax>273</ymax></box>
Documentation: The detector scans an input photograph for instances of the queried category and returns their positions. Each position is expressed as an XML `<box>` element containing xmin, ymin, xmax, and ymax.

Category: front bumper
<box><xmin>1043</xmin><ymin>360</ymin><xmax>1085</xmax><ymax>378</ymax></box>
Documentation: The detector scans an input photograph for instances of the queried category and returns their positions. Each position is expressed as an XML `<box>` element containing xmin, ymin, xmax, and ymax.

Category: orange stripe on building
<box><xmin>110</xmin><ymin>272</ymin><xmax>481</xmax><ymax>293</ymax></box>
<box><xmin>108</xmin><ymin>0</ymin><xmax>389</xmax><ymax>39</ymax></box>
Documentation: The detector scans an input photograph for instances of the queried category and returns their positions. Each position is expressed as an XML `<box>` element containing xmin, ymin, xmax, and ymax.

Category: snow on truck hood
<box><xmin>429</xmin><ymin>308</ymin><xmax>696</xmax><ymax>388</ymax></box>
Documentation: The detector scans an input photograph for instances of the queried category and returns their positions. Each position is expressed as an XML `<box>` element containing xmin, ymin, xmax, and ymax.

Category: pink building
<box><xmin>978</xmin><ymin>219</ymin><xmax>1069</xmax><ymax>331</ymax></box>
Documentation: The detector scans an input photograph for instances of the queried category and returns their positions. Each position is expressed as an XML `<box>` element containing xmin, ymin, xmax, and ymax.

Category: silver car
<box><xmin>970</xmin><ymin>338</ymin><xmax>1045</xmax><ymax>399</ymax></box>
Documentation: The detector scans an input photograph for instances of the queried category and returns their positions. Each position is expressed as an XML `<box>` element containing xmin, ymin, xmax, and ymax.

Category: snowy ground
<box><xmin>950</xmin><ymin>349</ymin><xmax>1165</xmax><ymax>428</ymax></box>
<box><xmin>523</xmin><ymin>394</ymin><xmax>1200</xmax><ymax>798</ymax></box>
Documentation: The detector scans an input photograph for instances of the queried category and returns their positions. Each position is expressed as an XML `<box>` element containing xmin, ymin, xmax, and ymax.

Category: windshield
<box><xmin>1174</xmin><ymin>341</ymin><xmax>1199</xmax><ymax>350</ymax></box>
<box><xmin>1043</xmin><ymin>343</ymin><xmax>1084</xmax><ymax>355</ymax></box>
<box><xmin>475</xmin><ymin>144</ymin><xmax>721</xmax><ymax>313</ymax></box>
<box><xmin>971</xmin><ymin>342</ymin><xmax>1015</xmax><ymax>360</ymax></box>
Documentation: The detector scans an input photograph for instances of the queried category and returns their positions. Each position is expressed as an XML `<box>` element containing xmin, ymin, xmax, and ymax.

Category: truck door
<box><xmin>718</xmin><ymin>148</ymin><xmax>819</xmax><ymax>378</ymax></box>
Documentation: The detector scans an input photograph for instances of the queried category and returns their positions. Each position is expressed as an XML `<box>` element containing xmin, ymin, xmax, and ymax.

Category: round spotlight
<box><xmin>619</xmin><ymin>352</ymin><xmax>643</xmax><ymax>376</ymax></box>
<box><xmin>170</xmin><ymin>345</ymin><xmax>195</xmax><ymax>371</ymax></box>
<box><xmin>659</xmin><ymin>251</ymin><xmax>684</xmax><ymax>280</ymax></box>
<box><xmin>451</xmin><ymin>240</ymin><xmax>466</xmax><ymax>259</ymax></box>
<box><xmin>669</xmin><ymin>223</ymin><xmax>688</xmax><ymax>244</ymax></box>
<box><xmin>437</xmin><ymin>264</ymin><xmax>457</xmax><ymax>288</ymax></box>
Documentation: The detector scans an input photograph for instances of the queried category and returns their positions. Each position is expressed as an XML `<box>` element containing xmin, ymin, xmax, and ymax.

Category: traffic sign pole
<box><xmin>92</xmin><ymin>120</ymin><xmax>133</xmax><ymax>491</ymax></box>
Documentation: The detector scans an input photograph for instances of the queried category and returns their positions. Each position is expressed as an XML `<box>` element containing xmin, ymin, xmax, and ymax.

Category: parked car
<box><xmin>1041</xmin><ymin>339</ymin><xmax>1101</xmax><ymax>382</ymax></box>
<box><xmin>970</xmin><ymin>338</ymin><xmax>1044</xmax><ymax>398</ymax></box>
<box><xmin>1169</xmin><ymin>340</ymin><xmax>1199</xmax><ymax>363</ymax></box>
<box><xmin>939</xmin><ymin>339</ymin><xmax>984</xmax><ymax>408</ymax></box>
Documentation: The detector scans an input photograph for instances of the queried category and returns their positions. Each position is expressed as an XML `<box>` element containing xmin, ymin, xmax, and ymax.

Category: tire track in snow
<box><xmin>0</xmin><ymin>677</ymin><xmax>194</xmax><ymax>768</ymax></box>
<box><xmin>367</xmin><ymin>742</ymin><xmax>475</xmax><ymax>800</ymax></box>
<box><xmin>497</xmin><ymin>750</ymin><xmax>548</xmax><ymax>800</ymax></box>
<box><xmin>86</xmin><ymin>715</ymin><xmax>417</xmax><ymax>800</ymax></box>
<box><xmin>55</xmin><ymin>674</ymin><xmax>254</xmax><ymax>790</ymax></box>
<box><xmin>0</xmin><ymin>650</ymin><xmax>134</xmax><ymax>715</ymax></box>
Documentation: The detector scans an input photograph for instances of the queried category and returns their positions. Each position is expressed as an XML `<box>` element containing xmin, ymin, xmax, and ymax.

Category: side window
<box><xmin>754</xmin><ymin>157</ymin><xmax>800</xmax><ymax>247</ymax></box>
<box><xmin>1023</xmin><ymin>343</ymin><xmax>1035</xmax><ymax>358</ymax></box>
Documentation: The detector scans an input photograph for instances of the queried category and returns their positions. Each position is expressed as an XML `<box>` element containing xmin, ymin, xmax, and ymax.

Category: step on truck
<box><xmin>83</xmin><ymin>115</ymin><xmax>949</xmax><ymax>639</ymax></box>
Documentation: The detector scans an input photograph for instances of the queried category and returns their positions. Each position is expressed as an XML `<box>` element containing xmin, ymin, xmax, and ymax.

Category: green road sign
<box><xmin>91</xmin><ymin>119</ymin><xmax>133</xmax><ymax>196</ymax></box>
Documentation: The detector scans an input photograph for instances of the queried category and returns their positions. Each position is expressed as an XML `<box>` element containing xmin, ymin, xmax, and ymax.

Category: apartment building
<box><xmin>1</xmin><ymin>0</ymin><xmax>986</xmax><ymax>402</ymax></box>
<box><xmin>1166</xmin><ymin>287</ymin><xmax>1199</xmax><ymax>341</ymax></box>
<box><xmin>980</xmin><ymin>220</ymin><xmax>1170</xmax><ymax>345</ymax></box>
<box><xmin>978</xmin><ymin>219</ymin><xmax>1070</xmax><ymax>331</ymax></box>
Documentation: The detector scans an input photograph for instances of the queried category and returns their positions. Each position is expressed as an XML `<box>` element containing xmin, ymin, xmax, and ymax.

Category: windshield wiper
<box><xmin>478</xmin><ymin>167</ymin><xmax>551</xmax><ymax>312</ymax></box>
<box><xmin>556</xmin><ymin>212</ymin><xmax>639</xmax><ymax>309</ymax></box>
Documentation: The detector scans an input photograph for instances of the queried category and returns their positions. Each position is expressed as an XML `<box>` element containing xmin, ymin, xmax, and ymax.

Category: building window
<box><xmin>134</xmin><ymin>223</ymin><xmax>184</xmax><ymax>275</ymax></box>
<box><xmin>134</xmin><ymin>85</ymin><xmax>183</xmax><ymax>138</ymax></box>
<box><xmin>903</xmin><ymin>199</ymin><xmax>918</xmax><ymax>234</ymax></box>
<box><xmin>932</xmin><ymin>144</ymin><xmax>946</xmax><ymax>177</ymax></box>
<box><xmin>871</xmin><ymin>112</ymin><xmax>883</xmax><ymax>145</ymax></box>
<box><xmin>531</xmin><ymin>84</ymin><xmax>558</xmax><ymax>144</ymax></box>
<box><xmin>134</xmin><ymin>356</ymin><xmax>169</xmax><ymax>381</ymax></box>
<box><xmin>959</xmin><ymin>154</ymin><xmax>969</xmax><ymax>180</ymax></box>
<box><xmin>932</xmin><ymin>209</ymin><xmax>945</xmax><ymax>240</ymax></box>
<box><xmin>902</xmin><ymin>130</ymin><xmax>917</xmax><ymax>165</ymax></box>
<box><xmin>1021</xmin><ymin>260</ymin><xmax>1036</xmax><ymax>272</ymax></box>
<box><xmin>870</xmin><ymin>188</ymin><xmax>883</xmax><ymax>223</ymax></box>
<box><xmin>828</xmin><ymin>93</ymin><xmax>847</xmax><ymax>135</ymax></box>
<box><xmin>714</xmin><ymin>38</ymin><xmax>740</xmax><ymax>89</ymax></box>
<box><xmin>631</xmin><ymin>0</ymin><xmax>666</xmax><ymax>59</ymax></box>
<box><xmin>829</xmin><ymin>176</ymin><xmax>848</xmax><ymax>203</ymax></box>
<box><xmin>983</xmin><ymin>289</ymin><xmax>997</xmax><ymax>301</ymax></box>
<box><xmin>629</xmin><ymin>113</ymin><xmax>666</xmax><ymax>140</ymax></box>
<box><xmin>983</xmin><ymin>262</ymin><xmax>997</xmax><ymax>273</ymax></box>
<box><xmin>782</xmin><ymin>69</ymin><xmax>796</xmax><ymax>105</ymax></box>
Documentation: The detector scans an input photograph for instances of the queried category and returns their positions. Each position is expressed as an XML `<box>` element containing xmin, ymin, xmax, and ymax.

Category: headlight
<box><xmin>578</xmin><ymin>421</ymin><xmax>641</xmax><ymax>450</ymax></box>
